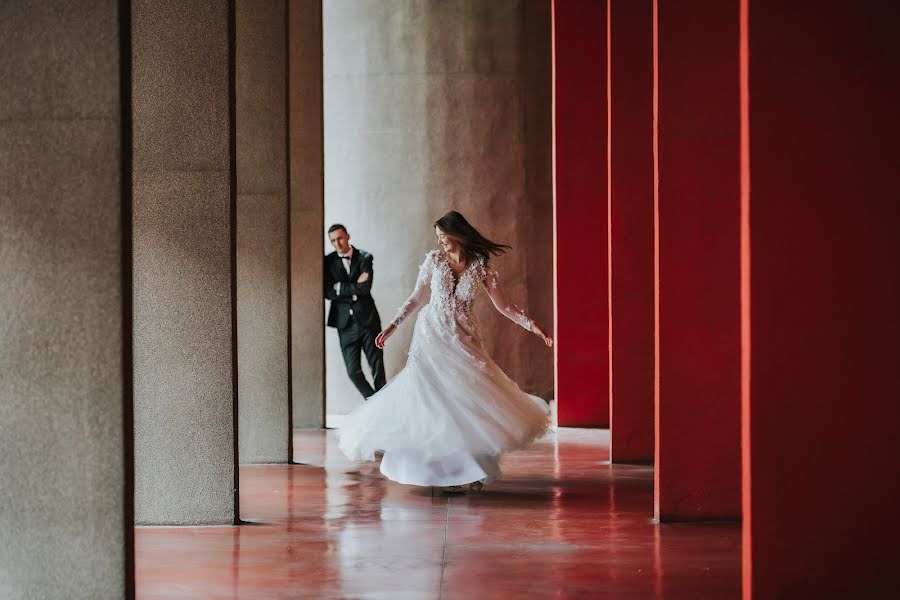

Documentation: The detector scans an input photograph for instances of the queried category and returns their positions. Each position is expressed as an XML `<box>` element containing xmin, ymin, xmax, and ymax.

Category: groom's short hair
<box><xmin>328</xmin><ymin>223</ymin><xmax>347</xmax><ymax>235</ymax></box>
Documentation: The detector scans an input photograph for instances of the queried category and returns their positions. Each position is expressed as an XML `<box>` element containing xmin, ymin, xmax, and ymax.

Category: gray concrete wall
<box><xmin>0</xmin><ymin>2</ymin><xmax>130</xmax><ymax>597</ymax></box>
<box><xmin>322</xmin><ymin>0</ymin><xmax>555</xmax><ymax>415</ymax></box>
<box><xmin>289</xmin><ymin>0</ymin><xmax>326</xmax><ymax>428</ymax></box>
<box><xmin>236</xmin><ymin>0</ymin><xmax>291</xmax><ymax>462</ymax></box>
<box><xmin>132</xmin><ymin>0</ymin><xmax>238</xmax><ymax>525</ymax></box>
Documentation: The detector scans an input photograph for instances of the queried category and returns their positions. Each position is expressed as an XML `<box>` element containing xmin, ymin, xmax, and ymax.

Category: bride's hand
<box><xmin>532</xmin><ymin>323</ymin><xmax>553</xmax><ymax>348</ymax></box>
<box><xmin>375</xmin><ymin>324</ymin><xmax>396</xmax><ymax>349</ymax></box>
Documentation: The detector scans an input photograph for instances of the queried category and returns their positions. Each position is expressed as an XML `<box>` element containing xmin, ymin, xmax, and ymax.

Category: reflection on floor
<box><xmin>136</xmin><ymin>428</ymin><xmax>741</xmax><ymax>599</ymax></box>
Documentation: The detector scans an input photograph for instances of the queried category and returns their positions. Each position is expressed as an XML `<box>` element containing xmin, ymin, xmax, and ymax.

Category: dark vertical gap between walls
<box><xmin>284</xmin><ymin>0</ymin><xmax>295</xmax><ymax>463</ymax></box>
<box><xmin>118</xmin><ymin>0</ymin><xmax>136</xmax><ymax>596</ymax></box>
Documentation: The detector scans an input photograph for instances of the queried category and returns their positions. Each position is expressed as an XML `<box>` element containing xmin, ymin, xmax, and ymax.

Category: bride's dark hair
<box><xmin>434</xmin><ymin>211</ymin><xmax>510</xmax><ymax>264</ymax></box>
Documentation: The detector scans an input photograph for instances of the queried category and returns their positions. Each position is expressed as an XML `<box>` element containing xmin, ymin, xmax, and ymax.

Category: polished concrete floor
<box><xmin>136</xmin><ymin>428</ymin><xmax>741</xmax><ymax>599</ymax></box>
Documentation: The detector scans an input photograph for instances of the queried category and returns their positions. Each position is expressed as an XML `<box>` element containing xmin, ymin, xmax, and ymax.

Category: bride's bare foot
<box><xmin>468</xmin><ymin>481</ymin><xmax>484</xmax><ymax>492</ymax></box>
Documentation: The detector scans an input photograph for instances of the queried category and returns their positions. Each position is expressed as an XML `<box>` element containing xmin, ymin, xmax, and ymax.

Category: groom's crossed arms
<box><xmin>324</xmin><ymin>255</ymin><xmax>374</xmax><ymax>304</ymax></box>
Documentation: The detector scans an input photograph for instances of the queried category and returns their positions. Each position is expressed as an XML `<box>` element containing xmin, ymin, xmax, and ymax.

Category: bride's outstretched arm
<box><xmin>376</xmin><ymin>252</ymin><xmax>434</xmax><ymax>348</ymax></box>
<box><xmin>483</xmin><ymin>264</ymin><xmax>553</xmax><ymax>347</ymax></box>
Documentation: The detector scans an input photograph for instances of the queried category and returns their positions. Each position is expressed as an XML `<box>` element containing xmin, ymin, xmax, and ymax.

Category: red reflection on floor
<box><xmin>136</xmin><ymin>429</ymin><xmax>740</xmax><ymax>599</ymax></box>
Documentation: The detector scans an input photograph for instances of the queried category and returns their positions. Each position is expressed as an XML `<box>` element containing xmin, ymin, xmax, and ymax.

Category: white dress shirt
<box><xmin>337</xmin><ymin>249</ymin><xmax>356</xmax><ymax>311</ymax></box>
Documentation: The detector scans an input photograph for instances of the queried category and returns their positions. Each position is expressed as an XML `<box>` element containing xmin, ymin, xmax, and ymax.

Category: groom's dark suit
<box><xmin>324</xmin><ymin>246</ymin><xmax>386</xmax><ymax>399</ymax></box>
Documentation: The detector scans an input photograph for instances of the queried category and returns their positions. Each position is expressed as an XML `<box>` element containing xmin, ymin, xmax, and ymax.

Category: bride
<box><xmin>337</xmin><ymin>211</ymin><xmax>553</xmax><ymax>491</ymax></box>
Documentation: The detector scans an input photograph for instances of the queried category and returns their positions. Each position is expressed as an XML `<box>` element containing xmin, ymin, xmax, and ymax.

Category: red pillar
<box><xmin>553</xmin><ymin>0</ymin><xmax>609</xmax><ymax>427</ymax></box>
<box><xmin>744</xmin><ymin>1</ymin><xmax>900</xmax><ymax>597</ymax></box>
<box><xmin>609</xmin><ymin>0</ymin><xmax>654</xmax><ymax>461</ymax></box>
<box><xmin>654</xmin><ymin>0</ymin><xmax>742</xmax><ymax>521</ymax></box>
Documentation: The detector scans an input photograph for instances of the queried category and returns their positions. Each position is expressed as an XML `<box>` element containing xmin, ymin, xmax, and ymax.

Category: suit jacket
<box><xmin>324</xmin><ymin>247</ymin><xmax>382</xmax><ymax>330</ymax></box>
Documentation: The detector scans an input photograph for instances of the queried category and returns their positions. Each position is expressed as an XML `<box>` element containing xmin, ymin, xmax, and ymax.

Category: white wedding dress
<box><xmin>337</xmin><ymin>250</ymin><xmax>550</xmax><ymax>487</ymax></box>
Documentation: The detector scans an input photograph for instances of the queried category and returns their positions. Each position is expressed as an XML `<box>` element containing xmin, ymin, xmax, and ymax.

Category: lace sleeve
<box><xmin>482</xmin><ymin>262</ymin><xmax>535</xmax><ymax>332</ymax></box>
<box><xmin>390</xmin><ymin>251</ymin><xmax>435</xmax><ymax>328</ymax></box>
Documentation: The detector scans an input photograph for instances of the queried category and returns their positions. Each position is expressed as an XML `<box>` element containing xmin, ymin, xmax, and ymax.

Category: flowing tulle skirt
<box><xmin>337</xmin><ymin>307</ymin><xmax>551</xmax><ymax>487</ymax></box>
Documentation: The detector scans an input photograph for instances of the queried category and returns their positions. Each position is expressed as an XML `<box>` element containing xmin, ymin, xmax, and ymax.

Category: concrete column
<box><xmin>289</xmin><ymin>0</ymin><xmax>325</xmax><ymax>429</ymax></box>
<box><xmin>523</xmin><ymin>0</ymin><xmax>556</xmax><ymax>402</ymax></box>
<box><xmin>132</xmin><ymin>0</ymin><xmax>238</xmax><ymax>525</ymax></box>
<box><xmin>322</xmin><ymin>0</ymin><xmax>554</xmax><ymax>417</ymax></box>
<box><xmin>0</xmin><ymin>2</ymin><xmax>132</xmax><ymax>597</ymax></box>
<box><xmin>553</xmin><ymin>0</ymin><xmax>609</xmax><ymax>426</ymax></box>
<box><xmin>655</xmin><ymin>0</ymin><xmax>741</xmax><ymax>522</ymax></box>
<box><xmin>745</xmin><ymin>1</ymin><xmax>900</xmax><ymax>597</ymax></box>
<box><xmin>609</xmin><ymin>0</ymin><xmax>654</xmax><ymax>462</ymax></box>
<box><xmin>236</xmin><ymin>0</ymin><xmax>291</xmax><ymax>462</ymax></box>
<box><xmin>609</xmin><ymin>0</ymin><xmax>655</xmax><ymax>461</ymax></box>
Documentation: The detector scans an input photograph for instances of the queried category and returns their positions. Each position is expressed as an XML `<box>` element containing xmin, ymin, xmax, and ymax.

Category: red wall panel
<box><xmin>655</xmin><ymin>0</ymin><xmax>742</xmax><ymax>521</ymax></box>
<box><xmin>745</xmin><ymin>1</ymin><xmax>900</xmax><ymax>597</ymax></box>
<box><xmin>553</xmin><ymin>0</ymin><xmax>609</xmax><ymax>426</ymax></box>
<box><xmin>609</xmin><ymin>0</ymin><xmax>655</xmax><ymax>462</ymax></box>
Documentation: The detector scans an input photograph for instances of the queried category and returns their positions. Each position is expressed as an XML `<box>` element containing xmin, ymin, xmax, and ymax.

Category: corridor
<box><xmin>137</xmin><ymin>429</ymin><xmax>740</xmax><ymax>599</ymax></box>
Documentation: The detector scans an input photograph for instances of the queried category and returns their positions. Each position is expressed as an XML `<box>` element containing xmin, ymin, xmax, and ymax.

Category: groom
<box><xmin>324</xmin><ymin>224</ymin><xmax>386</xmax><ymax>399</ymax></box>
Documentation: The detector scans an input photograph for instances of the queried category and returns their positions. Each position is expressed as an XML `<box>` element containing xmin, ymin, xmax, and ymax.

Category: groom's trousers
<box><xmin>338</xmin><ymin>316</ymin><xmax>386</xmax><ymax>399</ymax></box>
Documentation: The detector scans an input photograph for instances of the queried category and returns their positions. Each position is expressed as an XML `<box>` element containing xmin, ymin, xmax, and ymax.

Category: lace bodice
<box><xmin>390</xmin><ymin>250</ymin><xmax>535</xmax><ymax>334</ymax></box>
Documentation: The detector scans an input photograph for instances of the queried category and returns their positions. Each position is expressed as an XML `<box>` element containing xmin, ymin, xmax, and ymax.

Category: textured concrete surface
<box><xmin>132</xmin><ymin>0</ymin><xmax>237</xmax><ymax>525</ymax></box>
<box><xmin>289</xmin><ymin>0</ymin><xmax>326</xmax><ymax>428</ymax></box>
<box><xmin>322</xmin><ymin>0</ymin><xmax>555</xmax><ymax>415</ymax></box>
<box><xmin>0</xmin><ymin>2</ymin><xmax>128</xmax><ymax>597</ymax></box>
<box><xmin>236</xmin><ymin>0</ymin><xmax>290</xmax><ymax>463</ymax></box>
<box><xmin>522</xmin><ymin>0</ymin><xmax>555</xmax><ymax>401</ymax></box>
